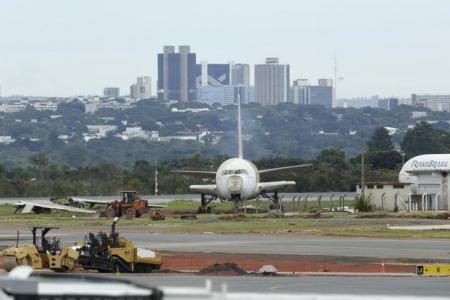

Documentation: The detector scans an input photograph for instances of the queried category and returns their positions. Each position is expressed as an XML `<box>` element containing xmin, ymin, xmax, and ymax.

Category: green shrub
<box><xmin>353</xmin><ymin>194</ymin><xmax>375</xmax><ymax>212</ymax></box>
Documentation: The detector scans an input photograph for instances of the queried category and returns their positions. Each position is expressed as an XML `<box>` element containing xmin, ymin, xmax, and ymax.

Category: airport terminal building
<box><xmin>357</xmin><ymin>154</ymin><xmax>450</xmax><ymax>211</ymax></box>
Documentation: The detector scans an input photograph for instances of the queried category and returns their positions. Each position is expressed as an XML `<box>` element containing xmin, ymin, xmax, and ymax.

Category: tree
<box><xmin>367</xmin><ymin>151</ymin><xmax>402</xmax><ymax>170</ymax></box>
<box><xmin>401</xmin><ymin>121</ymin><xmax>450</xmax><ymax>158</ymax></box>
<box><xmin>62</xmin><ymin>145</ymin><xmax>87</xmax><ymax>168</ymax></box>
<box><xmin>367</xmin><ymin>127</ymin><xmax>394</xmax><ymax>152</ymax></box>
<box><xmin>57</xmin><ymin>99</ymin><xmax>85</xmax><ymax>114</ymax></box>
<box><xmin>316</xmin><ymin>148</ymin><xmax>348</xmax><ymax>170</ymax></box>
<box><xmin>29</xmin><ymin>153</ymin><xmax>49</xmax><ymax>178</ymax></box>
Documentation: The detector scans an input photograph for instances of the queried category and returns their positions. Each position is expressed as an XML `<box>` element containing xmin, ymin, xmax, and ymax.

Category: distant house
<box><xmin>84</xmin><ymin>125</ymin><xmax>118</xmax><ymax>141</ymax></box>
<box><xmin>0</xmin><ymin>136</ymin><xmax>15</xmax><ymax>144</ymax></box>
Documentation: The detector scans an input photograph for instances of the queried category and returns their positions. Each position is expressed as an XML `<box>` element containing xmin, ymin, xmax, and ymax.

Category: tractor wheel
<box><xmin>60</xmin><ymin>255</ymin><xmax>77</xmax><ymax>271</ymax></box>
<box><xmin>17</xmin><ymin>256</ymin><xmax>33</xmax><ymax>267</ymax></box>
<box><xmin>135</xmin><ymin>211</ymin><xmax>142</xmax><ymax>218</ymax></box>
<box><xmin>105</xmin><ymin>206</ymin><xmax>116</xmax><ymax>218</ymax></box>
<box><xmin>134</xmin><ymin>263</ymin><xmax>153</xmax><ymax>273</ymax></box>
<box><xmin>125</xmin><ymin>207</ymin><xmax>135</xmax><ymax>220</ymax></box>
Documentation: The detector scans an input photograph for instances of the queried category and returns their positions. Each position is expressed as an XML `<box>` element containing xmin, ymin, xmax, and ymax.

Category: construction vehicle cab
<box><xmin>77</xmin><ymin>217</ymin><xmax>162</xmax><ymax>273</ymax></box>
<box><xmin>1</xmin><ymin>227</ymin><xmax>79</xmax><ymax>272</ymax></box>
<box><xmin>105</xmin><ymin>191</ymin><xmax>148</xmax><ymax>219</ymax></box>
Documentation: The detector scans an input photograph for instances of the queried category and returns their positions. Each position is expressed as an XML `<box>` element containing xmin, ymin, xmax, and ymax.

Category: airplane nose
<box><xmin>227</xmin><ymin>175</ymin><xmax>243</xmax><ymax>193</ymax></box>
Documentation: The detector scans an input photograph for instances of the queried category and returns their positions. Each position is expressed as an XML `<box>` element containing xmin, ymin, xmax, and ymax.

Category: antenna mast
<box><xmin>237</xmin><ymin>92</ymin><xmax>243</xmax><ymax>159</ymax></box>
<box><xmin>333</xmin><ymin>54</ymin><xmax>337</xmax><ymax>108</ymax></box>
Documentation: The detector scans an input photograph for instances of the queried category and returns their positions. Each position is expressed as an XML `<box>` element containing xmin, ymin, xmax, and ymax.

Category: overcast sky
<box><xmin>0</xmin><ymin>0</ymin><xmax>449</xmax><ymax>98</ymax></box>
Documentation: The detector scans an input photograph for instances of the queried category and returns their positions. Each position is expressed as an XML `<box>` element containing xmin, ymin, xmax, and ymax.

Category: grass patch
<box><xmin>356</xmin><ymin>211</ymin><xmax>450</xmax><ymax>219</ymax></box>
<box><xmin>1</xmin><ymin>200</ymin><xmax>450</xmax><ymax>239</ymax></box>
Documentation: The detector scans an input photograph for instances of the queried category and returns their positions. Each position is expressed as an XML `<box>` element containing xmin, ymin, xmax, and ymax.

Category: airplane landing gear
<box><xmin>262</xmin><ymin>191</ymin><xmax>282</xmax><ymax>213</ymax></box>
<box><xmin>198</xmin><ymin>194</ymin><xmax>217</xmax><ymax>214</ymax></box>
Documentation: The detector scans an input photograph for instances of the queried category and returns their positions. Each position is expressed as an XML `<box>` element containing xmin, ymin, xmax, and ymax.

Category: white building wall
<box><xmin>356</xmin><ymin>183</ymin><xmax>411</xmax><ymax>211</ymax></box>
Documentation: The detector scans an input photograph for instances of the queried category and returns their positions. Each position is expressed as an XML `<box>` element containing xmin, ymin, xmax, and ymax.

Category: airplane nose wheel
<box><xmin>198</xmin><ymin>193</ymin><xmax>217</xmax><ymax>214</ymax></box>
<box><xmin>262</xmin><ymin>191</ymin><xmax>282</xmax><ymax>213</ymax></box>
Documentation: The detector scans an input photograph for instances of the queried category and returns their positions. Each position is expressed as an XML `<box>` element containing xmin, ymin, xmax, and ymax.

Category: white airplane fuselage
<box><xmin>215</xmin><ymin>158</ymin><xmax>260</xmax><ymax>200</ymax></box>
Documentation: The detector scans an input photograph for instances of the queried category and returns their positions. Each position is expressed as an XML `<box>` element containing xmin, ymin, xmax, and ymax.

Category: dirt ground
<box><xmin>160</xmin><ymin>251</ymin><xmax>417</xmax><ymax>273</ymax></box>
<box><xmin>0</xmin><ymin>250</ymin><xmax>417</xmax><ymax>274</ymax></box>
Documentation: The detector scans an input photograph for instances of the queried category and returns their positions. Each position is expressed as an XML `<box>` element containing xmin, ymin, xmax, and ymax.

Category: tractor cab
<box><xmin>121</xmin><ymin>191</ymin><xmax>138</xmax><ymax>203</ymax></box>
<box><xmin>31</xmin><ymin>226</ymin><xmax>61</xmax><ymax>254</ymax></box>
<box><xmin>105</xmin><ymin>191</ymin><xmax>148</xmax><ymax>219</ymax></box>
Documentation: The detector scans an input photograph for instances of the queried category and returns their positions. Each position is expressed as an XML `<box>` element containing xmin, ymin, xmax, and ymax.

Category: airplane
<box><xmin>14</xmin><ymin>200</ymin><xmax>97</xmax><ymax>215</ymax></box>
<box><xmin>173</xmin><ymin>97</ymin><xmax>312</xmax><ymax>212</ymax></box>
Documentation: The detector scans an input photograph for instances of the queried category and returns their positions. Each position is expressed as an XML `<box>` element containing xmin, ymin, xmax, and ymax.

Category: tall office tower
<box><xmin>291</xmin><ymin>79</ymin><xmax>309</xmax><ymax>104</ymax></box>
<box><xmin>318</xmin><ymin>78</ymin><xmax>333</xmax><ymax>87</ymax></box>
<box><xmin>378</xmin><ymin>98</ymin><xmax>399</xmax><ymax>111</ymax></box>
<box><xmin>254</xmin><ymin>58</ymin><xmax>290</xmax><ymax>106</ymax></box>
<box><xmin>308</xmin><ymin>79</ymin><xmax>333</xmax><ymax>108</ymax></box>
<box><xmin>231</xmin><ymin>64</ymin><xmax>250</xmax><ymax>86</ymax></box>
<box><xmin>196</xmin><ymin>62</ymin><xmax>231</xmax><ymax>87</ymax></box>
<box><xmin>130</xmin><ymin>84</ymin><xmax>137</xmax><ymax>99</ymax></box>
<box><xmin>157</xmin><ymin>45</ymin><xmax>197</xmax><ymax>102</ymax></box>
<box><xmin>103</xmin><ymin>87</ymin><xmax>120</xmax><ymax>98</ymax></box>
<box><xmin>412</xmin><ymin>94</ymin><xmax>450</xmax><ymax>111</ymax></box>
<box><xmin>130</xmin><ymin>76</ymin><xmax>151</xmax><ymax>100</ymax></box>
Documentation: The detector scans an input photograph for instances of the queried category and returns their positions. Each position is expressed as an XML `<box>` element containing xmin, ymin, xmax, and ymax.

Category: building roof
<box><xmin>401</xmin><ymin>154</ymin><xmax>450</xmax><ymax>173</ymax></box>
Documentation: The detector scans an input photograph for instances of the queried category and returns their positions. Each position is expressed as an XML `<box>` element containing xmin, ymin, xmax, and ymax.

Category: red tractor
<box><xmin>105</xmin><ymin>191</ymin><xmax>148</xmax><ymax>220</ymax></box>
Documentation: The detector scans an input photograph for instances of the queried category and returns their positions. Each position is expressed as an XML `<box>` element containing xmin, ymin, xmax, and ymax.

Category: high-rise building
<box><xmin>378</xmin><ymin>98</ymin><xmax>399</xmax><ymax>111</ymax></box>
<box><xmin>308</xmin><ymin>85</ymin><xmax>333</xmax><ymax>108</ymax></box>
<box><xmin>291</xmin><ymin>79</ymin><xmax>309</xmax><ymax>104</ymax></box>
<box><xmin>157</xmin><ymin>45</ymin><xmax>196</xmax><ymax>102</ymax></box>
<box><xmin>130</xmin><ymin>84</ymin><xmax>137</xmax><ymax>99</ymax></box>
<box><xmin>196</xmin><ymin>63</ymin><xmax>230</xmax><ymax>88</ymax></box>
<box><xmin>196</xmin><ymin>62</ymin><xmax>251</xmax><ymax>105</ymax></box>
<box><xmin>318</xmin><ymin>78</ymin><xmax>333</xmax><ymax>87</ymax></box>
<box><xmin>291</xmin><ymin>79</ymin><xmax>333</xmax><ymax>108</ymax></box>
<box><xmin>103</xmin><ymin>87</ymin><xmax>120</xmax><ymax>98</ymax></box>
<box><xmin>231</xmin><ymin>64</ymin><xmax>250</xmax><ymax>86</ymax></box>
<box><xmin>130</xmin><ymin>76</ymin><xmax>151</xmax><ymax>100</ymax></box>
<box><xmin>412</xmin><ymin>94</ymin><xmax>450</xmax><ymax>111</ymax></box>
<box><xmin>254</xmin><ymin>58</ymin><xmax>290</xmax><ymax>106</ymax></box>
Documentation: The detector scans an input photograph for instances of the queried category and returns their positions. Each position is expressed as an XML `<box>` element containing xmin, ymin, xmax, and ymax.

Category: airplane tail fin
<box><xmin>237</xmin><ymin>93</ymin><xmax>244</xmax><ymax>159</ymax></box>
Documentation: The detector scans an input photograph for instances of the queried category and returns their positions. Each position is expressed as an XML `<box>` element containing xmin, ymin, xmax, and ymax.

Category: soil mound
<box><xmin>198</xmin><ymin>263</ymin><xmax>247</xmax><ymax>276</ymax></box>
<box><xmin>218</xmin><ymin>214</ymin><xmax>247</xmax><ymax>221</ymax></box>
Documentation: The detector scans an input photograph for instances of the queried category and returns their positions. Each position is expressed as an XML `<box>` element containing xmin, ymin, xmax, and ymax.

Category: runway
<box><xmin>121</xmin><ymin>274</ymin><xmax>450</xmax><ymax>296</ymax></box>
<box><xmin>2</xmin><ymin>230</ymin><xmax>450</xmax><ymax>260</ymax></box>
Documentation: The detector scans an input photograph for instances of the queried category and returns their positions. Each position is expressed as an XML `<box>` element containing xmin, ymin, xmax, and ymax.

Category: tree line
<box><xmin>0</xmin><ymin>120</ymin><xmax>447</xmax><ymax>197</ymax></box>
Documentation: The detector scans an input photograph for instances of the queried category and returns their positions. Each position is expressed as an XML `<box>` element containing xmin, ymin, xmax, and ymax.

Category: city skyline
<box><xmin>1</xmin><ymin>0</ymin><xmax>449</xmax><ymax>98</ymax></box>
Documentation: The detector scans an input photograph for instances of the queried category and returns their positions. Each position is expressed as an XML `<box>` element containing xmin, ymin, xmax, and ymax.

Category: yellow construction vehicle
<box><xmin>1</xmin><ymin>227</ymin><xmax>79</xmax><ymax>272</ymax></box>
<box><xmin>77</xmin><ymin>217</ymin><xmax>162</xmax><ymax>272</ymax></box>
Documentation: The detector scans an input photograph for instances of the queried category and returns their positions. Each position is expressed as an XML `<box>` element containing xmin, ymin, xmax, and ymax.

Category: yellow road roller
<box><xmin>1</xmin><ymin>227</ymin><xmax>79</xmax><ymax>272</ymax></box>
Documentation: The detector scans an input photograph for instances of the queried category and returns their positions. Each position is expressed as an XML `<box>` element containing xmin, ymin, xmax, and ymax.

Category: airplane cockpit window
<box><xmin>222</xmin><ymin>169</ymin><xmax>248</xmax><ymax>175</ymax></box>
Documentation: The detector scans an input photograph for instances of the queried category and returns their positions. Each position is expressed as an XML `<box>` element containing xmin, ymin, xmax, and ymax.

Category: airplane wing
<box><xmin>14</xmin><ymin>200</ymin><xmax>97</xmax><ymax>214</ymax></box>
<box><xmin>70</xmin><ymin>197</ymin><xmax>112</xmax><ymax>205</ymax></box>
<box><xmin>71</xmin><ymin>197</ymin><xmax>167</xmax><ymax>208</ymax></box>
<box><xmin>148</xmin><ymin>204</ymin><xmax>168</xmax><ymax>208</ymax></box>
<box><xmin>172</xmin><ymin>170</ymin><xmax>216</xmax><ymax>179</ymax></box>
<box><xmin>258</xmin><ymin>164</ymin><xmax>313</xmax><ymax>175</ymax></box>
<box><xmin>189</xmin><ymin>184</ymin><xmax>217</xmax><ymax>195</ymax></box>
<box><xmin>258</xmin><ymin>181</ymin><xmax>296</xmax><ymax>193</ymax></box>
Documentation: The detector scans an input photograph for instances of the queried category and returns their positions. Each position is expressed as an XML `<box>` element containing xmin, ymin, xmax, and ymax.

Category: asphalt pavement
<box><xmin>122</xmin><ymin>274</ymin><xmax>450</xmax><ymax>296</ymax></box>
<box><xmin>2</xmin><ymin>230</ymin><xmax>450</xmax><ymax>260</ymax></box>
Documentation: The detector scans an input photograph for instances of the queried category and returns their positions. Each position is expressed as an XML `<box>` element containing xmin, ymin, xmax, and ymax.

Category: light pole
<box><xmin>154</xmin><ymin>161</ymin><xmax>158</xmax><ymax>196</ymax></box>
